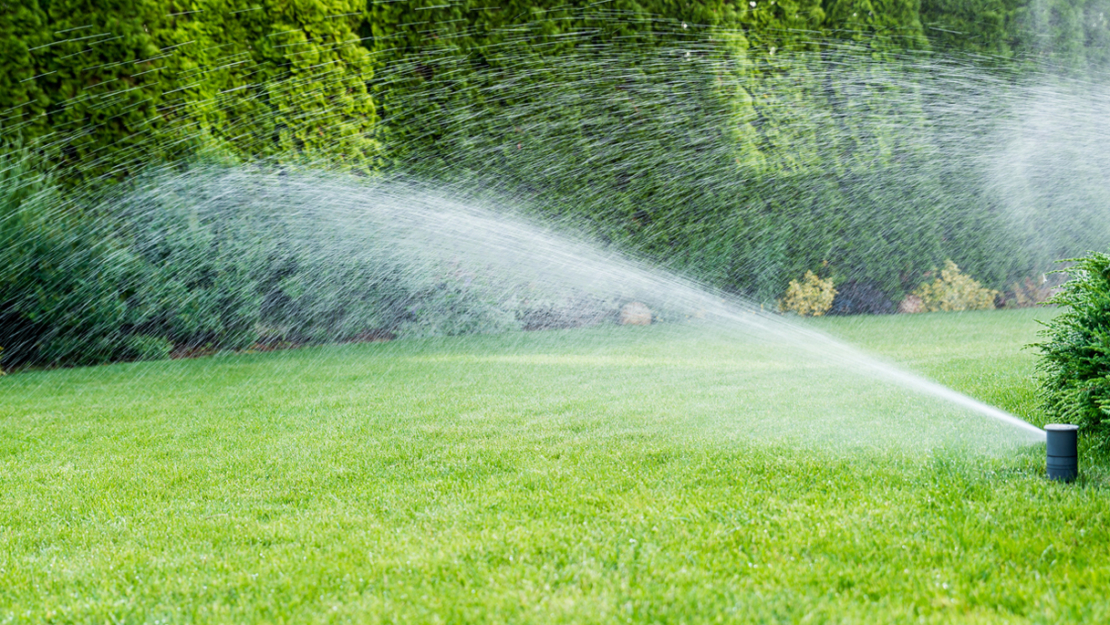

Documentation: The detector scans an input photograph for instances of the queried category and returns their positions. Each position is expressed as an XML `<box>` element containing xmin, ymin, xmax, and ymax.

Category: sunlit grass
<box><xmin>2</xmin><ymin>308</ymin><xmax>1108</xmax><ymax>623</ymax></box>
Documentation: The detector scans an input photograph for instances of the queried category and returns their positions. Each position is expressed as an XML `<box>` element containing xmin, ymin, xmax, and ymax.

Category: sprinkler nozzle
<box><xmin>1045</xmin><ymin>424</ymin><xmax>1079</xmax><ymax>482</ymax></box>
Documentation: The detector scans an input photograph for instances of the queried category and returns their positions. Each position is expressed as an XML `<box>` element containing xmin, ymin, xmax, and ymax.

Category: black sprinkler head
<box><xmin>1045</xmin><ymin>424</ymin><xmax>1079</xmax><ymax>482</ymax></box>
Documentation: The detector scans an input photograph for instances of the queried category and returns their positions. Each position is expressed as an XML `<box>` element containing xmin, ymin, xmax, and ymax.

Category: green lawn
<box><xmin>2</xmin><ymin>308</ymin><xmax>1108</xmax><ymax>623</ymax></box>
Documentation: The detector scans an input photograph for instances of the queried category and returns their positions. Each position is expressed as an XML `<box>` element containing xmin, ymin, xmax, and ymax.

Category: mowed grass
<box><xmin>2</xmin><ymin>308</ymin><xmax>1109</xmax><ymax>623</ymax></box>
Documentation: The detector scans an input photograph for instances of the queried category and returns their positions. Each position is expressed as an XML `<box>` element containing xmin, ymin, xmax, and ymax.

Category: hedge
<box><xmin>2</xmin><ymin>0</ymin><xmax>1110</xmax><ymax>366</ymax></box>
<box><xmin>1</xmin><ymin>0</ymin><xmax>379</xmax><ymax>182</ymax></box>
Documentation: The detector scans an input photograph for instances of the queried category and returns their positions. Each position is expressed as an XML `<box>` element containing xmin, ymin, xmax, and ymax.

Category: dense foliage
<box><xmin>912</xmin><ymin>260</ymin><xmax>1000</xmax><ymax>312</ymax></box>
<box><xmin>0</xmin><ymin>150</ymin><xmax>137</xmax><ymax>366</ymax></box>
<box><xmin>363</xmin><ymin>0</ymin><xmax>1108</xmax><ymax>306</ymax></box>
<box><xmin>1035</xmin><ymin>252</ymin><xmax>1110</xmax><ymax>438</ymax></box>
<box><xmin>2</xmin><ymin>0</ymin><xmax>1110</xmax><ymax>366</ymax></box>
<box><xmin>919</xmin><ymin>0</ymin><xmax>1110</xmax><ymax>68</ymax></box>
<box><xmin>0</xmin><ymin>0</ymin><xmax>378</xmax><ymax>181</ymax></box>
<box><xmin>0</xmin><ymin>159</ymin><xmax>539</xmax><ymax>367</ymax></box>
<box><xmin>778</xmin><ymin>271</ymin><xmax>837</xmax><ymax>317</ymax></box>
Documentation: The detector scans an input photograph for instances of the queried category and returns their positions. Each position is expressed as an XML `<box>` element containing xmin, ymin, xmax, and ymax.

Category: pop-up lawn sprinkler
<box><xmin>1045</xmin><ymin>424</ymin><xmax>1079</xmax><ymax>482</ymax></box>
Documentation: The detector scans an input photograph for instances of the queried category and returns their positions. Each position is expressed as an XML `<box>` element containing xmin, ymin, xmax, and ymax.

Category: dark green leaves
<box><xmin>1035</xmin><ymin>252</ymin><xmax>1110</xmax><ymax>439</ymax></box>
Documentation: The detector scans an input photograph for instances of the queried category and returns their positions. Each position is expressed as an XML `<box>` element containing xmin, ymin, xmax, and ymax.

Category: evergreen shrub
<box><xmin>0</xmin><ymin>160</ymin><xmax>537</xmax><ymax>368</ymax></box>
<box><xmin>363</xmin><ymin>0</ymin><xmax>1051</xmax><ymax>306</ymax></box>
<box><xmin>912</xmin><ymin>260</ymin><xmax>999</xmax><ymax>312</ymax></box>
<box><xmin>2</xmin><ymin>0</ymin><xmax>379</xmax><ymax>184</ymax></box>
<box><xmin>1035</xmin><ymin>252</ymin><xmax>1110</xmax><ymax>437</ymax></box>
<box><xmin>829</xmin><ymin>280</ymin><xmax>896</xmax><ymax>315</ymax></box>
<box><xmin>0</xmin><ymin>152</ymin><xmax>135</xmax><ymax>367</ymax></box>
<box><xmin>4</xmin><ymin>0</ymin><xmax>1110</xmax><ymax>369</ymax></box>
<box><xmin>113</xmin><ymin>168</ymin><xmax>522</xmax><ymax>351</ymax></box>
<box><xmin>778</xmin><ymin>271</ymin><xmax>837</xmax><ymax>316</ymax></box>
<box><xmin>122</xmin><ymin>335</ymin><xmax>175</xmax><ymax>362</ymax></box>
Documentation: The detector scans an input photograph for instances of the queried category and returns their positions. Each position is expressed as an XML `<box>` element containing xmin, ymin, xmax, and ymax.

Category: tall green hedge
<box><xmin>3</xmin><ymin>0</ymin><xmax>1110</xmax><ymax>366</ymax></box>
<box><xmin>2</xmin><ymin>0</ymin><xmax>379</xmax><ymax>181</ymax></box>
<box><xmin>360</xmin><ymin>0</ymin><xmax>1044</xmax><ymax>301</ymax></box>
<box><xmin>918</xmin><ymin>0</ymin><xmax>1110</xmax><ymax>70</ymax></box>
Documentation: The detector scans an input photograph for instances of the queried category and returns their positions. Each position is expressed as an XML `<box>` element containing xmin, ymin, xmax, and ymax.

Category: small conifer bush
<box><xmin>779</xmin><ymin>271</ymin><xmax>837</xmax><ymax>317</ymax></box>
<box><xmin>913</xmin><ymin>260</ymin><xmax>998</xmax><ymax>312</ymax></box>
<box><xmin>1035</xmin><ymin>252</ymin><xmax>1110</xmax><ymax>437</ymax></box>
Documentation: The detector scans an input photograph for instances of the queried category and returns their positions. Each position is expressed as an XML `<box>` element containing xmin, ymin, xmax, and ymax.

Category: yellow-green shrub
<box><xmin>913</xmin><ymin>260</ymin><xmax>999</xmax><ymax>312</ymax></box>
<box><xmin>779</xmin><ymin>271</ymin><xmax>837</xmax><ymax>317</ymax></box>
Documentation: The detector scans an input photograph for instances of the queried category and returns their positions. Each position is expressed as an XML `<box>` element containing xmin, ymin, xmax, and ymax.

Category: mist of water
<box><xmin>6</xmin><ymin>9</ymin><xmax>1109</xmax><ymax>447</ymax></box>
<box><xmin>74</xmin><ymin>165</ymin><xmax>1042</xmax><ymax>445</ymax></box>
